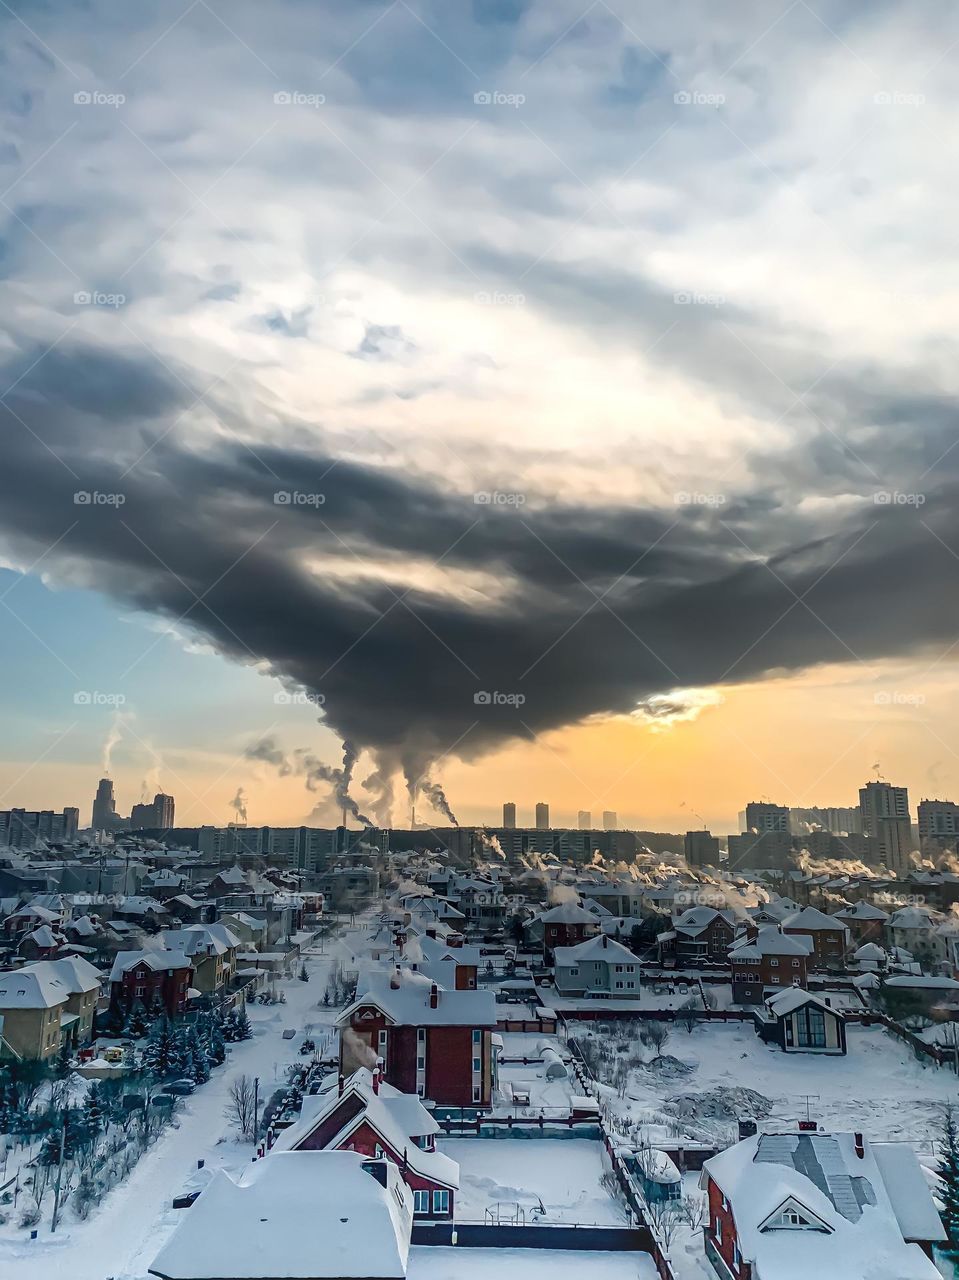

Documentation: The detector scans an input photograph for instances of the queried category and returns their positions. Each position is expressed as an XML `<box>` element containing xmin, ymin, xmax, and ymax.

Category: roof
<box><xmin>109</xmin><ymin>949</ymin><xmax>193</xmax><ymax>982</ymax></box>
<box><xmin>149</xmin><ymin>1151</ymin><xmax>412</xmax><ymax>1280</ymax></box>
<box><xmin>888</xmin><ymin>907</ymin><xmax>937</xmax><ymax>930</ymax></box>
<box><xmin>703</xmin><ymin>1132</ymin><xmax>941</xmax><ymax>1279</ymax></box>
<box><xmin>782</xmin><ymin>907</ymin><xmax>849</xmax><ymax>933</ymax></box>
<box><xmin>160</xmin><ymin>924</ymin><xmax>240</xmax><ymax>956</ymax></box>
<box><xmin>835</xmin><ymin>901</ymin><xmax>890</xmax><ymax>921</ymax></box>
<box><xmin>341</xmin><ymin>970</ymin><xmax>497</xmax><ymax>1029</ymax></box>
<box><xmin>537</xmin><ymin>902</ymin><xmax>598</xmax><ymax>925</ymax></box>
<box><xmin>0</xmin><ymin>964</ymin><xmax>71</xmax><ymax>1009</ymax></box>
<box><xmin>764</xmin><ymin>987</ymin><xmax>844</xmax><ymax>1019</ymax></box>
<box><xmin>731</xmin><ymin>927</ymin><xmax>813</xmax><ymax>960</ymax></box>
<box><xmin>871</xmin><ymin>1143</ymin><xmax>946</xmax><ymax>1242</ymax></box>
<box><xmin>553</xmin><ymin>934</ymin><xmax>639</xmax><ymax>967</ymax></box>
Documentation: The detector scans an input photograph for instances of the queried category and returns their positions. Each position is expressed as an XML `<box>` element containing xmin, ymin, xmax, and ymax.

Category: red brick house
<box><xmin>701</xmin><ymin>1130</ymin><xmax>943</xmax><ymax>1280</ymax></box>
<box><xmin>532</xmin><ymin>902</ymin><xmax>601</xmax><ymax>963</ymax></box>
<box><xmin>781</xmin><ymin>907</ymin><xmax>850</xmax><ymax>970</ymax></box>
<box><xmin>108</xmin><ymin>949</ymin><xmax>194</xmax><ymax>1018</ymax></box>
<box><xmin>659</xmin><ymin>907</ymin><xmax>736</xmax><ymax>967</ymax></box>
<box><xmin>268</xmin><ymin>1064</ymin><xmax>458</xmax><ymax>1220</ymax></box>
<box><xmin>831</xmin><ymin>900</ymin><xmax>889</xmax><ymax>947</ymax></box>
<box><xmin>729</xmin><ymin>925</ymin><xmax>812</xmax><ymax>1004</ymax></box>
<box><xmin>337</xmin><ymin>970</ymin><xmax>498</xmax><ymax>1108</ymax></box>
<box><xmin>406</xmin><ymin>935</ymin><xmax>481</xmax><ymax>990</ymax></box>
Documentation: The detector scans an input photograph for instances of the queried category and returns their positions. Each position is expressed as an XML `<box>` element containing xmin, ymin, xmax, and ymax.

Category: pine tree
<box><xmin>53</xmin><ymin>1041</ymin><xmax>72</xmax><ymax>1080</ymax></box>
<box><xmin>83</xmin><ymin>1082</ymin><xmax>104</xmax><ymax>1138</ymax></box>
<box><xmin>234</xmin><ymin>1008</ymin><xmax>253</xmax><ymax>1041</ymax></box>
<box><xmin>298</xmin><ymin>964</ymin><xmax>309</xmax><ymax>982</ymax></box>
<box><xmin>207</xmin><ymin>1021</ymin><xmax>226</xmax><ymax>1065</ymax></box>
<box><xmin>939</xmin><ymin>1104</ymin><xmax>959</xmax><ymax>1255</ymax></box>
<box><xmin>187</xmin><ymin>1032</ymin><xmax>211</xmax><ymax>1085</ymax></box>
<box><xmin>142</xmin><ymin>1015</ymin><xmax>180</xmax><ymax>1078</ymax></box>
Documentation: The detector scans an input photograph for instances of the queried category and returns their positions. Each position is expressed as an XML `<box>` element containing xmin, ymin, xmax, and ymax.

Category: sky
<box><xmin>0</xmin><ymin>0</ymin><xmax>958</xmax><ymax>834</ymax></box>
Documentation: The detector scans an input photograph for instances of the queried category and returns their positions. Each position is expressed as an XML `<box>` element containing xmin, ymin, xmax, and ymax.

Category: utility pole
<box><xmin>50</xmin><ymin>1111</ymin><xmax>67</xmax><ymax>1233</ymax></box>
<box><xmin>252</xmin><ymin>1076</ymin><xmax>259</xmax><ymax>1144</ymax></box>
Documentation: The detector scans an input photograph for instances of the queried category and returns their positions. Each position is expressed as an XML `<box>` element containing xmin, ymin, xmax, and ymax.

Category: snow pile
<box><xmin>665</xmin><ymin>1086</ymin><xmax>772</xmax><ymax>1123</ymax></box>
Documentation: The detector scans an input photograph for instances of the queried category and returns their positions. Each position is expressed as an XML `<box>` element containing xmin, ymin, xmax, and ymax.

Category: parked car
<box><xmin>162</xmin><ymin>1078</ymin><xmax>196</xmax><ymax>1096</ymax></box>
<box><xmin>299</xmin><ymin>1038</ymin><xmax>316</xmax><ymax>1055</ymax></box>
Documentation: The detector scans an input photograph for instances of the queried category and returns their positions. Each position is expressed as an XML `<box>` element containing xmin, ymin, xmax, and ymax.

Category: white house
<box><xmin>553</xmin><ymin>933</ymin><xmax>641</xmax><ymax>998</ymax></box>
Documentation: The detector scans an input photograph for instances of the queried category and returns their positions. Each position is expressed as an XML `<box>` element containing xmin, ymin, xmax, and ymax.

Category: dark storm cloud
<box><xmin>1</xmin><ymin>342</ymin><xmax>958</xmax><ymax>796</ymax></box>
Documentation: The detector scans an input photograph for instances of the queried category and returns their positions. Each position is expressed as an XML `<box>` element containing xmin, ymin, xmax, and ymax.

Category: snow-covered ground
<box><xmin>439</xmin><ymin>1137</ymin><xmax>626</xmax><ymax>1226</ymax></box>
<box><xmin>0</xmin><ymin>923</ymin><xmax>365</xmax><ymax>1280</ymax></box>
<box><xmin>408</xmin><ymin>1246</ymin><xmax>659</xmax><ymax>1279</ymax></box>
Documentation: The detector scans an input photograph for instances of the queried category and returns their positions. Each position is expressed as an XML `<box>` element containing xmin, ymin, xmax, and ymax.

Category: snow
<box><xmin>438</xmin><ymin>1138</ymin><xmax>626</xmax><ymax>1225</ymax></box>
<box><xmin>407</xmin><ymin>1247</ymin><xmax>659</xmax><ymax>1280</ymax></box>
<box><xmin>0</xmin><ymin>923</ymin><xmax>366</xmax><ymax>1280</ymax></box>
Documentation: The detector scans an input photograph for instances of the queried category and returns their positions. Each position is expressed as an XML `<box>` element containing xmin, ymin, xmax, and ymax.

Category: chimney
<box><xmin>429</xmin><ymin>983</ymin><xmax>439</xmax><ymax>1009</ymax></box>
<box><xmin>338</xmin><ymin>1072</ymin><xmax>345</xmax><ymax>1097</ymax></box>
<box><xmin>602</xmin><ymin>934</ymin><xmax>608</xmax><ymax>948</ymax></box>
<box><xmin>390</xmin><ymin>965</ymin><xmax>401</xmax><ymax>990</ymax></box>
<box><xmin>854</xmin><ymin>1132</ymin><xmax>865</xmax><ymax>1159</ymax></box>
<box><xmin>372</xmin><ymin>1063</ymin><xmax>380</xmax><ymax>1095</ymax></box>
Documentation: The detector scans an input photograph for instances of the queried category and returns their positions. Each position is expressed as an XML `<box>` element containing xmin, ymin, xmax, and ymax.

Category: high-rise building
<box><xmin>878</xmin><ymin>816</ymin><xmax>913</xmax><ymax>875</ymax></box>
<box><xmin>92</xmin><ymin>778</ymin><xmax>119</xmax><ymax>832</ymax></box>
<box><xmin>918</xmin><ymin>799</ymin><xmax>959</xmax><ymax>839</ymax></box>
<box><xmin>602</xmin><ymin>810</ymin><xmax>617</xmax><ymax>830</ymax></box>
<box><xmin>859</xmin><ymin>781</ymin><xmax>909</xmax><ymax>838</ymax></box>
<box><xmin>503</xmin><ymin>802</ymin><xmax>516</xmax><ymax>830</ymax></box>
<box><xmin>789</xmin><ymin>806</ymin><xmax>862</xmax><ymax>836</ymax></box>
<box><xmin>535</xmin><ymin>802</ymin><xmax>549</xmax><ymax>830</ymax></box>
<box><xmin>744</xmin><ymin>802</ymin><xmax>789</xmax><ymax>832</ymax></box>
<box><xmin>0</xmin><ymin>808</ymin><xmax>79</xmax><ymax>848</ymax></box>
<box><xmin>684</xmin><ymin>829</ymin><xmax>721</xmax><ymax>867</ymax></box>
<box><xmin>577</xmin><ymin>810</ymin><xmax>592</xmax><ymax>830</ymax></box>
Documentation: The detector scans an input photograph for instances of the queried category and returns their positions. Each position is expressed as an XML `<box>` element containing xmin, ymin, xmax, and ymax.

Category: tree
<box><xmin>225</xmin><ymin>1074</ymin><xmax>258</xmax><ymax>1140</ymax></box>
<box><xmin>83</xmin><ymin>1082</ymin><xmax>105</xmax><ymax>1138</ymax></box>
<box><xmin>298</xmin><ymin>963</ymin><xmax>309</xmax><ymax>982</ymax></box>
<box><xmin>939</xmin><ymin>1104</ymin><xmax>959</xmax><ymax>1255</ymax></box>
<box><xmin>142</xmin><ymin>1015</ymin><xmax>181</xmax><ymax>1078</ymax></box>
<box><xmin>677</xmin><ymin>997</ymin><xmax>699</xmax><ymax>1034</ymax></box>
<box><xmin>640</xmin><ymin>1020</ymin><xmax>671</xmax><ymax>1060</ymax></box>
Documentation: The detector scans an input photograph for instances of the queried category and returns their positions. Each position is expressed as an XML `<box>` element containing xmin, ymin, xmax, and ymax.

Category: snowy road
<box><xmin>0</xmin><ymin>927</ymin><xmax>359</xmax><ymax>1280</ymax></box>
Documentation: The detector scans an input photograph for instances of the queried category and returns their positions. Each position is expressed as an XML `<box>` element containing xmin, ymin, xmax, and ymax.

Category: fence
<box><xmin>412</xmin><ymin>1221</ymin><xmax>655</xmax><ymax>1251</ymax></box>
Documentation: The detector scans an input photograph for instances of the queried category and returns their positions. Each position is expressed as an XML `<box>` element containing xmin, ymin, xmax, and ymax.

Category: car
<box><xmin>281</xmin><ymin>1028</ymin><xmax>296</xmax><ymax>1040</ymax></box>
<box><xmin>161</xmin><ymin>1078</ymin><xmax>196</xmax><ymax>1096</ymax></box>
<box><xmin>299</xmin><ymin>1038</ymin><xmax>316</xmax><ymax>1054</ymax></box>
<box><xmin>102</xmin><ymin>1046</ymin><xmax>124</xmax><ymax>1063</ymax></box>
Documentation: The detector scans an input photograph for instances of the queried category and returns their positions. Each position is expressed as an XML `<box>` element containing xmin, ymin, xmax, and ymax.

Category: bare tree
<box><xmin>646</xmin><ymin>1196</ymin><xmax>681</xmax><ymax>1249</ymax></box>
<box><xmin>678</xmin><ymin>1192</ymin><xmax>706</xmax><ymax>1232</ymax></box>
<box><xmin>641</xmin><ymin>1021</ymin><xmax>671</xmax><ymax>1060</ymax></box>
<box><xmin>677</xmin><ymin>997</ymin><xmax>699</xmax><ymax>1033</ymax></box>
<box><xmin>225</xmin><ymin>1074</ymin><xmax>258</xmax><ymax>1140</ymax></box>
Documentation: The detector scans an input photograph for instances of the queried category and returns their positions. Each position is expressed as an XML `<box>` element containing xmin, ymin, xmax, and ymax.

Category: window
<box><xmin>713</xmin><ymin>1217</ymin><xmax>722</xmax><ymax>1240</ymax></box>
<box><xmin>615</xmin><ymin>965</ymin><xmax>623</xmax><ymax>973</ymax></box>
<box><xmin>417</xmin><ymin>1028</ymin><xmax>426</xmax><ymax>1043</ymax></box>
<box><xmin>413</xmin><ymin>1190</ymin><xmax>430</xmax><ymax>1214</ymax></box>
<box><xmin>472</xmin><ymin>1085</ymin><xmax>481</xmax><ymax>1102</ymax></box>
<box><xmin>770</xmin><ymin>958</ymin><xmax>779</xmax><ymax>967</ymax></box>
<box><xmin>432</xmin><ymin>1189</ymin><xmax>450</xmax><ymax>1214</ymax></box>
<box><xmin>472</xmin><ymin>1057</ymin><xmax>481</xmax><ymax>1072</ymax></box>
<box><xmin>791</xmin><ymin>959</ymin><xmax>800</xmax><ymax>967</ymax></box>
<box><xmin>417</xmin><ymin>1055</ymin><xmax>426</xmax><ymax>1069</ymax></box>
<box><xmin>794</xmin><ymin>1005</ymin><xmax>827</xmax><ymax>1048</ymax></box>
<box><xmin>472</xmin><ymin>1029</ymin><xmax>481</xmax><ymax>1044</ymax></box>
<box><xmin>615</xmin><ymin>981</ymin><xmax>623</xmax><ymax>989</ymax></box>
<box><xmin>771</xmin><ymin>976</ymin><xmax>780</xmax><ymax>983</ymax></box>
<box><xmin>135</xmin><ymin>986</ymin><xmax>145</xmax><ymax>997</ymax></box>
<box><xmin>626</xmin><ymin>981</ymin><xmax>635</xmax><ymax>989</ymax></box>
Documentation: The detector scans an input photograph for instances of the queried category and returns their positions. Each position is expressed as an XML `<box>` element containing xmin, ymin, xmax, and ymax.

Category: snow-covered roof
<box><xmin>884</xmin><ymin>975</ymin><xmax>959</xmax><ymax>990</ymax></box>
<box><xmin>782</xmin><ymin>906</ymin><xmax>849</xmax><ymax>933</ymax></box>
<box><xmin>871</xmin><ymin>1143</ymin><xmax>947</xmax><ymax>1243</ymax></box>
<box><xmin>341</xmin><ymin>970</ymin><xmax>497</xmax><ymax>1029</ymax></box>
<box><xmin>537</xmin><ymin>902</ymin><xmax>597</xmax><ymax>925</ymax></box>
<box><xmin>0</xmin><ymin>964</ymin><xmax>71</xmax><ymax>1009</ymax></box>
<box><xmin>149</xmin><ymin>1151</ymin><xmax>412</xmax><ymax>1280</ymax></box>
<box><xmin>553</xmin><ymin>934</ymin><xmax>638</xmax><ymax>967</ymax></box>
<box><xmin>730</xmin><ymin>927</ymin><xmax>813</xmax><ymax>960</ymax></box>
<box><xmin>834</xmin><ymin>901</ymin><xmax>889</xmax><ymax>922</ymax></box>
<box><xmin>888</xmin><ymin>907</ymin><xmax>938</xmax><ymax>930</ymax></box>
<box><xmin>109</xmin><ymin>949</ymin><xmax>192</xmax><ymax>982</ymax></box>
<box><xmin>702</xmin><ymin>1132</ymin><xmax>941</xmax><ymax>1278</ymax></box>
<box><xmin>161</xmin><ymin>923</ymin><xmax>240</xmax><ymax>956</ymax></box>
<box><xmin>854</xmin><ymin>942</ymin><xmax>886</xmax><ymax>961</ymax></box>
<box><xmin>764</xmin><ymin>987</ymin><xmax>843</xmax><ymax>1019</ymax></box>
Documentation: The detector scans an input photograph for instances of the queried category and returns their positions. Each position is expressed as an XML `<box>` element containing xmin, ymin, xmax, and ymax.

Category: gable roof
<box><xmin>148</xmin><ymin>1151</ymin><xmax>412</xmax><ymax>1280</ymax></box>
<box><xmin>553</xmin><ymin>933</ymin><xmax>638</xmax><ymax>967</ymax></box>
<box><xmin>109</xmin><ymin>949</ymin><xmax>192</xmax><ymax>982</ymax></box>
<box><xmin>731</xmin><ymin>927</ymin><xmax>813</xmax><ymax>960</ymax></box>
<box><xmin>764</xmin><ymin>987</ymin><xmax>843</xmax><ymax>1019</ymax></box>
<box><xmin>782</xmin><ymin>907</ymin><xmax>849</xmax><ymax>933</ymax></box>
<box><xmin>340</xmin><ymin>971</ymin><xmax>497</xmax><ymax>1029</ymax></box>
<box><xmin>0</xmin><ymin>964</ymin><xmax>71</xmax><ymax>1009</ymax></box>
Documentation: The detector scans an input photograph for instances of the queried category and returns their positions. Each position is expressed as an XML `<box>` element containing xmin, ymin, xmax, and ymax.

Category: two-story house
<box><xmin>729</xmin><ymin>926</ymin><xmax>812</xmax><ymax>1004</ymax></box>
<box><xmin>553</xmin><ymin>932</ymin><xmax>641</xmax><ymax>998</ymax></box>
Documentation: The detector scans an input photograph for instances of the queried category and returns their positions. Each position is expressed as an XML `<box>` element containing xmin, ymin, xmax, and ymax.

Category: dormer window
<box><xmin>759</xmin><ymin>1197</ymin><xmax>832</xmax><ymax>1233</ymax></box>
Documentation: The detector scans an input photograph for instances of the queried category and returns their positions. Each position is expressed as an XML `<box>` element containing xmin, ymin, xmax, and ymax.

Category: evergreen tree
<box><xmin>939</xmin><ymin>1104</ymin><xmax>959</xmax><ymax>1255</ymax></box>
<box><xmin>298</xmin><ymin>963</ymin><xmax>309</xmax><ymax>982</ymax></box>
<box><xmin>234</xmin><ymin>1008</ymin><xmax>253</xmax><ymax>1041</ymax></box>
<box><xmin>53</xmin><ymin>1041</ymin><xmax>72</xmax><ymax>1080</ymax></box>
<box><xmin>142</xmin><ymin>1015</ymin><xmax>180</xmax><ymax>1078</ymax></box>
<box><xmin>206</xmin><ymin>1021</ymin><xmax>226</xmax><ymax>1065</ymax></box>
<box><xmin>128</xmin><ymin>1005</ymin><xmax>150</xmax><ymax>1038</ymax></box>
<box><xmin>83</xmin><ymin>1082</ymin><xmax>104</xmax><ymax>1138</ymax></box>
<box><xmin>187</xmin><ymin>1032</ymin><xmax>211</xmax><ymax>1085</ymax></box>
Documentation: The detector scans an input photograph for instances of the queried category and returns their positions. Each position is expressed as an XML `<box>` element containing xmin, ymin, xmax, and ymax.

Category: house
<box><xmin>754</xmin><ymin>987</ymin><xmax>847</xmax><ymax>1054</ymax></box>
<box><xmin>729</xmin><ymin>927</ymin><xmax>812</xmax><ymax>1005</ymax></box>
<box><xmin>338</xmin><ymin>969</ymin><xmax>498</xmax><ymax>1108</ymax></box>
<box><xmin>404</xmin><ymin>934</ymin><xmax>481</xmax><ymax>990</ymax></box>
<box><xmin>0</xmin><ymin>963</ymin><xmax>72</xmax><ymax>1060</ymax></box>
<box><xmin>781</xmin><ymin>907</ymin><xmax>849</xmax><ymax>970</ymax></box>
<box><xmin>886</xmin><ymin>907</ymin><xmax>948</xmax><ymax>971</ymax></box>
<box><xmin>553</xmin><ymin>933</ymin><xmax>641</xmax><ymax>998</ymax></box>
<box><xmin>160</xmin><ymin>924</ymin><xmax>240</xmax><ymax>995</ymax></box>
<box><xmin>831</xmin><ymin>900</ymin><xmax>889</xmax><ymax>946</ymax></box>
<box><xmin>269</xmin><ymin>1064</ymin><xmax>458</xmax><ymax>1220</ymax></box>
<box><xmin>701</xmin><ymin>1130</ymin><xmax>943</xmax><ymax>1280</ymax></box>
<box><xmin>109</xmin><ymin>950</ymin><xmax>194</xmax><ymax>1018</ymax></box>
<box><xmin>530</xmin><ymin>902</ymin><xmax>601</xmax><ymax>962</ymax></box>
<box><xmin>37</xmin><ymin>955</ymin><xmax>102</xmax><ymax>1047</ymax></box>
<box><xmin>219</xmin><ymin>911</ymin><xmax>269</xmax><ymax>950</ymax></box>
<box><xmin>659</xmin><ymin>907</ymin><xmax>735</xmax><ymax>967</ymax></box>
<box><xmin>149</xmin><ymin>1151</ymin><xmax>412</xmax><ymax>1280</ymax></box>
